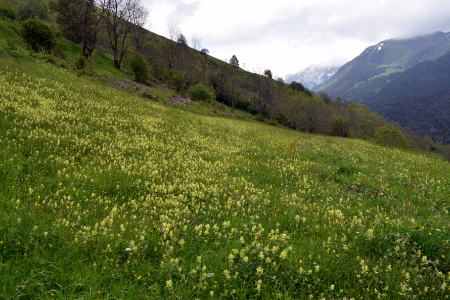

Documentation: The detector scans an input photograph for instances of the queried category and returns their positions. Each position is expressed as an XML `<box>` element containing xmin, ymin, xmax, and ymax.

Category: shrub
<box><xmin>129</xmin><ymin>52</ymin><xmax>150</xmax><ymax>83</ymax></box>
<box><xmin>1</xmin><ymin>7</ymin><xmax>16</xmax><ymax>20</ymax></box>
<box><xmin>5</xmin><ymin>37</ymin><xmax>19</xmax><ymax>50</ymax></box>
<box><xmin>171</xmin><ymin>70</ymin><xmax>185</xmax><ymax>93</ymax></box>
<box><xmin>162</xmin><ymin>68</ymin><xmax>174</xmax><ymax>82</ymax></box>
<box><xmin>255</xmin><ymin>113</ymin><xmax>265</xmax><ymax>122</ymax></box>
<box><xmin>442</xmin><ymin>146</ymin><xmax>450</xmax><ymax>161</ymax></box>
<box><xmin>188</xmin><ymin>83</ymin><xmax>214</xmax><ymax>102</ymax></box>
<box><xmin>212</xmin><ymin>101</ymin><xmax>226</xmax><ymax>112</ymax></box>
<box><xmin>20</xmin><ymin>18</ymin><xmax>56</xmax><ymax>52</ymax></box>
<box><xmin>374</xmin><ymin>125</ymin><xmax>410</xmax><ymax>150</ymax></box>
<box><xmin>74</xmin><ymin>55</ymin><xmax>86</xmax><ymax>70</ymax></box>
<box><xmin>268</xmin><ymin>118</ymin><xmax>278</xmax><ymax>126</ymax></box>
<box><xmin>17</xmin><ymin>0</ymin><xmax>48</xmax><ymax>20</ymax></box>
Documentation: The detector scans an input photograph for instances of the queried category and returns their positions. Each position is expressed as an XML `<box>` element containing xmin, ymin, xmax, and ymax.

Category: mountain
<box><xmin>358</xmin><ymin>50</ymin><xmax>450</xmax><ymax>144</ymax></box>
<box><xmin>284</xmin><ymin>66</ymin><xmax>340</xmax><ymax>89</ymax></box>
<box><xmin>313</xmin><ymin>31</ymin><xmax>450</xmax><ymax>97</ymax></box>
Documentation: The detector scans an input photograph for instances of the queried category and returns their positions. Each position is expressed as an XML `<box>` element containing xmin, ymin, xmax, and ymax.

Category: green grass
<box><xmin>224</xmin><ymin>106</ymin><xmax>254</xmax><ymax>118</ymax></box>
<box><xmin>1</xmin><ymin>19</ymin><xmax>450</xmax><ymax>300</ymax></box>
<box><xmin>376</xmin><ymin>68</ymin><xmax>402</xmax><ymax>77</ymax></box>
<box><xmin>145</xmin><ymin>86</ymin><xmax>173</xmax><ymax>103</ymax></box>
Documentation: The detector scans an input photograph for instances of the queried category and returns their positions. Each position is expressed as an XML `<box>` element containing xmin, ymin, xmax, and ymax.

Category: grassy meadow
<box><xmin>1</xmin><ymin>52</ymin><xmax>450</xmax><ymax>299</ymax></box>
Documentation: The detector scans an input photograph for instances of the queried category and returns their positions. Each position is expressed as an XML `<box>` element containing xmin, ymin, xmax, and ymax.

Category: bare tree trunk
<box><xmin>96</xmin><ymin>0</ymin><xmax>148</xmax><ymax>69</ymax></box>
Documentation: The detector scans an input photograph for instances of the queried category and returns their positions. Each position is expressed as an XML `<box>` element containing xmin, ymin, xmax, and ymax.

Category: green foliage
<box><xmin>289</xmin><ymin>80</ymin><xmax>313</xmax><ymax>97</ymax></box>
<box><xmin>188</xmin><ymin>83</ymin><xmax>215</xmax><ymax>102</ymax></box>
<box><xmin>374</xmin><ymin>125</ymin><xmax>411</xmax><ymax>149</ymax></box>
<box><xmin>212</xmin><ymin>100</ymin><xmax>226</xmax><ymax>112</ymax></box>
<box><xmin>20</xmin><ymin>18</ymin><xmax>56</xmax><ymax>52</ymax></box>
<box><xmin>72</xmin><ymin>54</ymin><xmax>97</xmax><ymax>75</ymax></box>
<box><xmin>129</xmin><ymin>52</ymin><xmax>150</xmax><ymax>84</ymax></box>
<box><xmin>268</xmin><ymin>118</ymin><xmax>278</xmax><ymax>126</ymax></box>
<box><xmin>361</xmin><ymin>120</ymin><xmax>377</xmax><ymax>139</ymax></box>
<box><xmin>442</xmin><ymin>146</ymin><xmax>450</xmax><ymax>161</ymax></box>
<box><xmin>171</xmin><ymin>70</ymin><xmax>185</xmax><ymax>93</ymax></box>
<box><xmin>289</xmin><ymin>81</ymin><xmax>306</xmax><ymax>93</ymax></box>
<box><xmin>330</xmin><ymin>114</ymin><xmax>349</xmax><ymax>137</ymax></box>
<box><xmin>51</xmin><ymin>0</ymin><xmax>92</xmax><ymax>44</ymax></box>
<box><xmin>162</xmin><ymin>68</ymin><xmax>174</xmax><ymax>82</ymax></box>
<box><xmin>74</xmin><ymin>55</ymin><xmax>86</xmax><ymax>70</ymax></box>
<box><xmin>1</xmin><ymin>6</ymin><xmax>15</xmax><ymax>20</ymax></box>
<box><xmin>255</xmin><ymin>113</ymin><xmax>265</xmax><ymax>122</ymax></box>
<box><xmin>17</xmin><ymin>0</ymin><xmax>48</xmax><ymax>20</ymax></box>
<box><xmin>229</xmin><ymin>54</ymin><xmax>239</xmax><ymax>67</ymax></box>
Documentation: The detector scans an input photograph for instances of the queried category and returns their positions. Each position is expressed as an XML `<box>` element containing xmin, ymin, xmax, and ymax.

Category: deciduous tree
<box><xmin>191</xmin><ymin>35</ymin><xmax>201</xmax><ymax>51</ymax></box>
<box><xmin>374</xmin><ymin>125</ymin><xmax>410</xmax><ymax>149</ymax></box>
<box><xmin>128</xmin><ymin>8</ymin><xmax>150</xmax><ymax>52</ymax></box>
<box><xmin>52</xmin><ymin>0</ymin><xmax>101</xmax><ymax>59</ymax></box>
<box><xmin>96</xmin><ymin>0</ymin><xmax>148</xmax><ymax>68</ymax></box>
<box><xmin>330</xmin><ymin>115</ymin><xmax>350</xmax><ymax>137</ymax></box>
<box><xmin>177</xmin><ymin>33</ymin><xmax>187</xmax><ymax>46</ymax></box>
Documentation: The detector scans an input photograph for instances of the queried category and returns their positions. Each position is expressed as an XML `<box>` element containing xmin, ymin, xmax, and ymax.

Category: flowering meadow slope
<box><xmin>1</xmin><ymin>59</ymin><xmax>450</xmax><ymax>299</ymax></box>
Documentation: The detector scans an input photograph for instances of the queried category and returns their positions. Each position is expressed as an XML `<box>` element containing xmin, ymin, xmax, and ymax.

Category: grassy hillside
<box><xmin>2</xmin><ymin>42</ymin><xmax>450</xmax><ymax>300</ymax></box>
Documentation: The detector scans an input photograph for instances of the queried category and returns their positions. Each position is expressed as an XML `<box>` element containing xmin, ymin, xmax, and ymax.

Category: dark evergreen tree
<box><xmin>264</xmin><ymin>69</ymin><xmax>272</xmax><ymax>79</ymax></box>
<box><xmin>229</xmin><ymin>55</ymin><xmax>239</xmax><ymax>68</ymax></box>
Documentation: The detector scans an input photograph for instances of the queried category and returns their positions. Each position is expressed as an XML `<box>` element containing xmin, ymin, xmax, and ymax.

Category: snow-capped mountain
<box><xmin>284</xmin><ymin>67</ymin><xmax>340</xmax><ymax>89</ymax></box>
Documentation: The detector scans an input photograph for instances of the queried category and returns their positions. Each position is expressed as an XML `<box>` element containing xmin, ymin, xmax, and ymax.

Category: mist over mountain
<box><xmin>284</xmin><ymin>66</ymin><xmax>340</xmax><ymax>89</ymax></box>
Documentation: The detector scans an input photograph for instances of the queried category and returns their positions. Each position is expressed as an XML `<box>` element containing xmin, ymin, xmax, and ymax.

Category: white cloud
<box><xmin>143</xmin><ymin>0</ymin><xmax>450</xmax><ymax>77</ymax></box>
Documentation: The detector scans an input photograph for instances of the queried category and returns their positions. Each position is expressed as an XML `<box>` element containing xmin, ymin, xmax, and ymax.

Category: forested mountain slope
<box><xmin>362</xmin><ymin>50</ymin><xmax>450</xmax><ymax>144</ymax></box>
<box><xmin>313</xmin><ymin>31</ymin><xmax>450</xmax><ymax>97</ymax></box>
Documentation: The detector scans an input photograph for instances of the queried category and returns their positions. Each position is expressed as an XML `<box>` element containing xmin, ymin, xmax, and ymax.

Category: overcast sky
<box><xmin>143</xmin><ymin>0</ymin><xmax>450</xmax><ymax>79</ymax></box>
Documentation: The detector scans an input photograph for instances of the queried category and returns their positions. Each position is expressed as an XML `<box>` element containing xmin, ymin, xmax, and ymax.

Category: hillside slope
<box><xmin>2</xmin><ymin>50</ymin><xmax>450</xmax><ymax>299</ymax></box>
<box><xmin>313</xmin><ymin>31</ymin><xmax>450</xmax><ymax>97</ymax></box>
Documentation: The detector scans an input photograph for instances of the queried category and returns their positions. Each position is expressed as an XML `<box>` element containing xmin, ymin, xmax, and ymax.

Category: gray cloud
<box><xmin>166</xmin><ymin>0</ymin><xmax>201</xmax><ymax>25</ymax></box>
<box><xmin>143</xmin><ymin>0</ymin><xmax>450</xmax><ymax>76</ymax></box>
